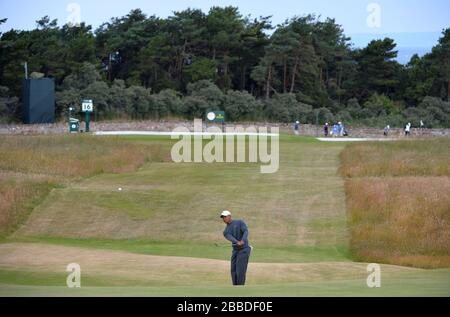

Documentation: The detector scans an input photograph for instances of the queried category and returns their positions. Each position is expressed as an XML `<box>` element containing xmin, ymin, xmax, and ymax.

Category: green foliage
<box><xmin>152</xmin><ymin>89</ymin><xmax>183</xmax><ymax>117</ymax></box>
<box><xmin>126</xmin><ymin>85</ymin><xmax>154</xmax><ymax>119</ymax></box>
<box><xmin>315</xmin><ymin>108</ymin><xmax>335</xmax><ymax>125</ymax></box>
<box><xmin>265</xmin><ymin>93</ymin><xmax>314</xmax><ymax>123</ymax></box>
<box><xmin>184</xmin><ymin>58</ymin><xmax>218</xmax><ymax>83</ymax></box>
<box><xmin>346</xmin><ymin>98</ymin><xmax>362</xmax><ymax>119</ymax></box>
<box><xmin>61</xmin><ymin>62</ymin><xmax>101</xmax><ymax>90</ymax></box>
<box><xmin>182</xmin><ymin>95</ymin><xmax>210</xmax><ymax>119</ymax></box>
<box><xmin>413</xmin><ymin>97</ymin><xmax>450</xmax><ymax>127</ymax></box>
<box><xmin>0</xmin><ymin>86</ymin><xmax>20</xmax><ymax>123</ymax></box>
<box><xmin>336</xmin><ymin>110</ymin><xmax>352</xmax><ymax>123</ymax></box>
<box><xmin>363</xmin><ymin>93</ymin><xmax>402</xmax><ymax>116</ymax></box>
<box><xmin>0</xmin><ymin>9</ymin><xmax>449</xmax><ymax>126</ymax></box>
<box><xmin>223</xmin><ymin>90</ymin><xmax>262</xmax><ymax>121</ymax></box>
<box><xmin>108</xmin><ymin>80</ymin><xmax>133</xmax><ymax>118</ymax></box>
<box><xmin>187</xmin><ymin>80</ymin><xmax>225</xmax><ymax>109</ymax></box>
<box><xmin>356</xmin><ymin>38</ymin><xmax>400</xmax><ymax>99</ymax></box>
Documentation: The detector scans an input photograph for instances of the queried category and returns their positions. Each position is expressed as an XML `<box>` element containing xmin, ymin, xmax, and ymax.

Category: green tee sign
<box><xmin>206</xmin><ymin>111</ymin><xmax>225</xmax><ymax>123</ymax></box>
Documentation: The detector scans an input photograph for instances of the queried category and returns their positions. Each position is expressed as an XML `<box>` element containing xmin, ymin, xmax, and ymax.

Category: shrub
<box><xmin>223</xmin><ymin>90</ymin><xmax>262</xmax><ymax>121</ymax></box>
<box><xmin>82</xmin><ymin>81</ymin><xmax>110</xmax><ymax>118</ymax></box>
<box><xmin>0</xmin><ymin>86</ymin><xmax>20</xmax><ymax>123</ymax></box>
<box><xmin>364</xmin><ymin>93</ymin><xmax>401</xmax><ymax>116</ymax></box>
<box><xmin>126</xmin><ymin>85</ymin><xmax>154</xmax><ymax>119</ymax></box>
<box><xmin>186</xmin><ymin>80</ymin><xmax>224</xmax><ymax>116</ymax></box>
<box><xmin>182</xmin><ymin>95</ymin><xmax>210</xmax><ymax>119</ymax></box>
<box><xmin>108</xmin><ymin>80</ymin><xmax>133</xmax><ymax>118</ymax></box>
<box><xmin>315</xmin><ymin>107</ymin><xmax>335</xmax><ymax>125</ymax></box>
<box><xmin>346</xmin><ymin>98</ymin><xmax>362</xmax><ymax>119</ymax></box>
<box><xmin>265</xmin><ymin>93</ymin><xmax>293</xmax><ymax>123</ymax></box>
<box><xmin>152</xmin><ymin>89</ymin><xmax>183</xmax><ymax>118</ymax></box>
<box><xmin>336</xmin><ymin>110</ymin><xmax>352</xmax><ymax>123</ymax></box>
<box><xmin>265</xmin><ymin>93</ymin><xmax>313</xmax><ymax>123</ymax></box>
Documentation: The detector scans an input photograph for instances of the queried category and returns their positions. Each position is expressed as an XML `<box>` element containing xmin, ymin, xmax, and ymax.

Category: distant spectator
<box><xmin>331</xmin><ymin>123</ymin><xmax>339</xmax><ymax>137</ymax></box>
<box><xmin>338</xmin><ymin>122</ymin><xmax>345</xmax><ymax>137</ymax></box>
<box><xmin>405</xmin><ymin>123</ymin><xmax>411</xmax><ymax>136</ymax></box>
<box><xmin>384</xmin><ymin>125</ymin><xmax>390</xmax><ymax>137</ymax></box>
<box><xmin>294</xmin><ymin>121</ymin><xmax>300</xmax><ymax>135</ymax></box>
<box><xmin>324</xmin><ymin>123</ymin><xmax>329</xmax><ymax>137</ymax></box>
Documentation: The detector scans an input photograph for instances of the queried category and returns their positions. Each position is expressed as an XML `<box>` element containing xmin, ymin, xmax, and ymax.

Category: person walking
<box><xmin>338</xmin><ymin>122</ymin><xmax>344</xmax><ymax>136</ymax></box>
<box><xmin>294</xmin><ymin>121</ymin><xmax>300</xmax><ymax>135</ymax></box>
<box><xmin>405</xmin><ymin>123</ymin><xmax>411</xmax><ymax>136</ymax></box>
<box><xmin>324</xmin><ymin>123</ymin><xmax>329</xmax><ymax>137</ymax></box>
<box><xmin>221</xmin><ymin>210</ymin><xmax>251</xmax><ymax>286</ymax></box>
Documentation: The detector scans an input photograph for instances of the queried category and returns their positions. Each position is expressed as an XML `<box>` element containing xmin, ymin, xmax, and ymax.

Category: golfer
<box><xmin>220</xmin><ymin>210</ymin><xmax>251</xmax><ymax>286</ymax></box>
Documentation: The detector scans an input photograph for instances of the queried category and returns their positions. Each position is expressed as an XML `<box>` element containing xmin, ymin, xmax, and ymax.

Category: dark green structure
<box><xmin>22</xmin><ymin>78</ymin><xmax>55</xmax><ymax>124</ymax></box>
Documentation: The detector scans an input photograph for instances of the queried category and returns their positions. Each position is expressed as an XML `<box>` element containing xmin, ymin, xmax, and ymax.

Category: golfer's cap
<box><xmin>220</xmin><ymin>210</ymin><xmax>232</xmax><ymax>218</ymax></box>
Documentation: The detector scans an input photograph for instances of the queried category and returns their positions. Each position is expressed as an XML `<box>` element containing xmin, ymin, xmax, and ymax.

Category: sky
<box><xmin>1</xmin><ymin>0</ymin><xmax>449</xmax><ymax>63</ymax></box>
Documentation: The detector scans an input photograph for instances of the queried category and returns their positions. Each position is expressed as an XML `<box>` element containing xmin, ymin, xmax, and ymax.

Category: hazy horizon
<box><xmin>1</xmin><ymin>0</ymin><xmax>448</xmax><ymax>64</ymax></box>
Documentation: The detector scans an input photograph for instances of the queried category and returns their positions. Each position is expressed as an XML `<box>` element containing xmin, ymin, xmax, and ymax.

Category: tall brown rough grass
<box><xmin>0</xmin><ymin>173</ymin><xmax>57</xmax><ymax>236</ymax></box>
<box><xmin>0</xmin><ymin>135</ymin><xmax>170</xmax><ymax>236</ymax></box>
<box><xmin>0</xmin><ymin>135</ymin><xmax>169</xmax><ymax>177</ymax></box>
<box><xmin>341</xmin><ymin>138</ymin><xmax>450</xmax><ymax>268</ymax></box>
<box><xmin>340</xmin><ymin>139</ymin><xmax>450</xmax><ymax>178</ymax></box>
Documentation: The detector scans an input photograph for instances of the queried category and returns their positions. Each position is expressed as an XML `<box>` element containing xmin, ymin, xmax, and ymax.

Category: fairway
<box><xmin>0</xmin><ymin>136</ymin><xmax>449</xmax><ymax>296</ymax></box>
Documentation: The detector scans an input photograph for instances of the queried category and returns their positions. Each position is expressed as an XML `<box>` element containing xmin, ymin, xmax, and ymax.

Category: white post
<box><xmin>24</xmin><ymin>62</ymin><xmax>28</xmax><ymax>79</ymax></box>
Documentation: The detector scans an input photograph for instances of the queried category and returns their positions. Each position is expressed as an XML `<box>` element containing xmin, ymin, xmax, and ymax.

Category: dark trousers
<box><xmin>231</xmin><ymin>247</ymin><xmax>251</xmax><ymax>286</ymax></box>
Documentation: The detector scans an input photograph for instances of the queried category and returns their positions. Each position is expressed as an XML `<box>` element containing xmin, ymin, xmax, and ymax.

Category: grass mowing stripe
<box><xmin>5</xmin><ymin>237</ymin><xmax>352</xmax><ymax>263</ymax></box>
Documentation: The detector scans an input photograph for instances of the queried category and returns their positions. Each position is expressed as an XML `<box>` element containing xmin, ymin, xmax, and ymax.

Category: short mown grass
<box><xmin>10</xmin><ymin>137</ymin><xmax>349</xmax><ymax>252</ymax></box>
<box><xmin>5</xmin><ymin>236</ymin><xmax>351</xmax><ymax>263</ymax></box>
<box><xmin>340</xmin><ymin>138</ymin><xmax>450</xmax><ymax>268</ymax></box>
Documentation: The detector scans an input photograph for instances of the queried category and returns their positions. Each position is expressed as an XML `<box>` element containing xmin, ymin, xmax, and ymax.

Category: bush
<box><xmin>108</xmin><ymin>80</ymin><xmax>133</xmax><ymax>118</ymax></box>
<box><xmin>56</xmin><ymin>62</ymin><xmax>112</xmax><ymax>119</ymax></box>
<box><xmin>314</xmin><ymin>107</ymin><xmax>335</xmax><ymax>125</ymax></box>
<box><xmin>184</xmin><ymin>80</ymin><xmax>225</xmax><ymax>118</ymax></box>
<box><xmin>346</xmin><ymin>98</ymin><xmax>362</xmax><ymax>119</ymax></box>
<box><xmin>182</xmin><ymin>95</ymin><xmax>210</xmax><ymax>119</ymax></box>
<box><xmin>223</xmin><ymin>90</ymin><xmax>262</xmax><ymax>121</ymax></box>
<box><xmin>418</xmin><ymin>96</ymin><xmax>450</xmax><ymax>127</ymax></box>
<box><xmin>0</xmin><ymin>86</ymin><xmax>20</xmax><ymax>123</ymax></box>
<box><xmin>364</xmin><ymin>93</ymin><xmax>401</xmax><ymax>116</ymax></box>
<box><xmin>126</xmin><ymin>85</ymin><xmax>154</xmax><ymax>119</ymax></box>
<box><xmin>61</xmin><ymin>62</ymin><xmax>101</xmax><ymax>91</ymax></box>
<box><xmin>336</xmin><ymin>110</ymin><xmax>352</xmax><ymax>123</ymax></box>
<box><xmin>82</xmin><ymin>81</ymin><xmax>110</xmax><ymax>118</ymax></box>
<box><xmin>296</xmin><ymin>91</ymin><xmax>315</xmax><ymax>105</ymax></box>
<box><xmin>265</xmin><ymin>93</ymin><xmax>314</xmax><ymax>123</ymax></box>
<box><xmin>187</xmin><ymin>80</ymin><xmax>224</xmax><ymax>108</ymax></box>
<box><xmin>152</xmin><ymin>89</ymin><xmax>183</xmax><ymax>118</ymax></box>
<box><xmin>57</xmin><ymin>89</ymin><xmax>81</xmax><ymax>120</ymax></box>
<box><xmin>265</xmin><ymin>93</ymin><xmax>297</xmax><ymax>123</ymax></box>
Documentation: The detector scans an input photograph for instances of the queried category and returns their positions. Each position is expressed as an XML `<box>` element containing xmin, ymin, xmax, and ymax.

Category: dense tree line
<box><xmin>0</xmin><ymin>8</ymin><xmax>449</xmax><ymax>127</ymax></box>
